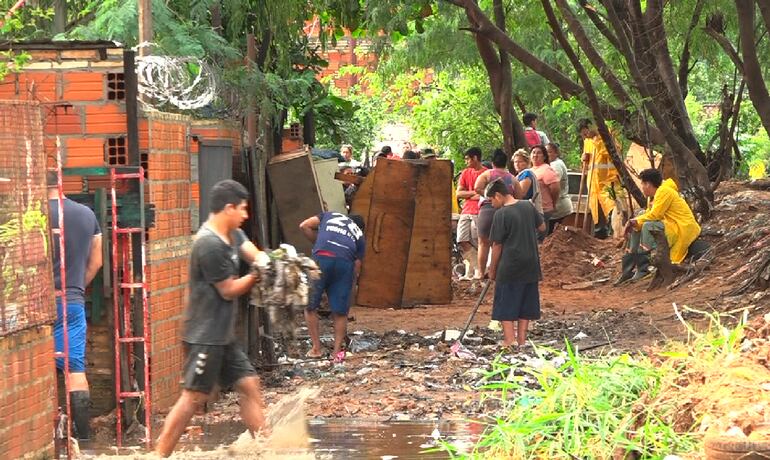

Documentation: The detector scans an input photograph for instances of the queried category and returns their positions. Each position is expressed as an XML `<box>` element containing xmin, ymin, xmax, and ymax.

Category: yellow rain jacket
<box><xmin>584</xmin><ymin>134</ymin><xmax>620</xmax><ymax>224</ymax></box>
<box><xmin>635</xmin><ymin>178</ymin><xmax>701</xmax><ymax>264</ymax></box>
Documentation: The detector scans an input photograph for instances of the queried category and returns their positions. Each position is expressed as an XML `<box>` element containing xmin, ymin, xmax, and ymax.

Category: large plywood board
<box><xmin>267</xmin><ymin>151</ymin><xmax>323</xmax><ymax>255</ymax></box>
<box><xmin>355</xmin><ymin>159</ymin><xmax>416</xmax><ymax>307</ymax></box>
<box><xmin>401</xmin><ymin>160</ymin><xmax>452</xmax><ymax>304</ymax></box>
<box><xmin>313</xmin><ymin>158</ymin><xmax>347</xmax><ymax>214</ymax></box>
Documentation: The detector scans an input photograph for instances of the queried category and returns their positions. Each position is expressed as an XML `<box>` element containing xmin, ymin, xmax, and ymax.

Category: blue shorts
<box><xmin>54</xmin><ymin>300</ymin><xmax>87</xmax><ymax>372</ymax></box>
<box><xmin>308</xmin><ymin>256</ymin><xmax>355</xmax><ymax>316</ymax></box>
<box><xmin>492</xmin><ymin>281</ymin><xmax>541</xmax><ymax>321</ymax></box>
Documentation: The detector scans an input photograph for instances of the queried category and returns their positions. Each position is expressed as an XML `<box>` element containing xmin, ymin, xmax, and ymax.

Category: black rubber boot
<box><xmin>630</xmin><ymin>252</ymin><xmax>652</xmax><ymax>282</ymax></box>
<box><xmin>70</xmin><ymin>391</ymin><xmax>91</xmax><ymax>441</ymax></box>
<box><xmin>614</xmin><ymin>253</ymin><xmax>636</xmax><ymax>286</ymax></box>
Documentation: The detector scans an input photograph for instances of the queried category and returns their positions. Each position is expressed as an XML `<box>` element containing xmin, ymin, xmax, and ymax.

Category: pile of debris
<box><xmin>250</xmin><ymin>245</ymin><xmax>320</xmax><ymax>339</ymax></box>
<box><xmin>540</xmin><ymin>226</ymin><xmax>615</xmax><ymax>287</ymax></box>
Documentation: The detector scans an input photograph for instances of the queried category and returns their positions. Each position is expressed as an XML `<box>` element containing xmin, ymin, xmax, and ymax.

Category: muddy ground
<box><xmin>200</xmin><ymin>182</ymin><xmax>770</xmax><ymax>427</ymax></box>
<box><xmin>91</xmin><ymin>182</ymin><xmax>770</xmax><ymax>455</ymax></box>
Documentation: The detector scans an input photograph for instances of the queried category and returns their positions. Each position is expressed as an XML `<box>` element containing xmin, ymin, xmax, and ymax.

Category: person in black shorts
<box><xmin>156</xmin><ymin>180</ymin><xmax>267</xmax><ymax>457</ymax></box>
<box><xmin>485</xmin><ymin>180</ymin><xmax>546</xmax><ymax>349</ymax></box>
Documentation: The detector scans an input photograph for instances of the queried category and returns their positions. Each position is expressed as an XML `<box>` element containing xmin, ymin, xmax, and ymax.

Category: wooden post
<box><xmin>138</xmin><ymin>0</ymin><xmax>153</xmax><ymax>56</ymax></box>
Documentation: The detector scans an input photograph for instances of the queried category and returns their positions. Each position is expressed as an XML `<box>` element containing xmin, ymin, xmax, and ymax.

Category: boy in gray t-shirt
<box><xmin>486</xmin><ymin>180</ymin><xmax>546</xmax><ymax>348</ymax></box>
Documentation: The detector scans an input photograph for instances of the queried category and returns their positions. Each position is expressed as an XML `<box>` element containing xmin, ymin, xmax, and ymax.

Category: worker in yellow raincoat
<box><xmin>615</xmin><ymin>168</ymin><xmax>701</xmax><ymax>284</ymax></box>
<box><xmin>578</xmin><ymin>119</ymin><xmax>620</xmax><ymax>239</ymax></box>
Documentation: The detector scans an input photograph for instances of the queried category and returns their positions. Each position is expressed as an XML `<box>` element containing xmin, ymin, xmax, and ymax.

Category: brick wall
<box><xmin>0</xmin><ymin>326</ymin><xmax>56</xmax><ymax>459</ymax></box>
<box><xmin>0</xmin><ymin>46</ymin><xmax>126</xmax><ymax>195</ymax></box>
<box><xmin>142</xmin><ymin>112</ymin><xmax>192</xmax><ymax>412</ymax></box>
<box><xmin>0</xmin><ymin>100</ymin><xmax>56</xmax><ymax>459</ymax></box>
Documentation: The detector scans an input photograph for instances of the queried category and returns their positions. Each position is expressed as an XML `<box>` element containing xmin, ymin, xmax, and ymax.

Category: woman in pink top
<box><xmin>530</xmin><ymin>145</ymin><xmax>561</xmax><ymax>226</ymax></box>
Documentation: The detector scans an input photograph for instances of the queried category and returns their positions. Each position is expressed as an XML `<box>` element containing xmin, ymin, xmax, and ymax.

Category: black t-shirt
<box><xmin>183</xmin><ymin>226</ymin><xmax>247</xmax><ymax>345</ymax></box>
<box><xmin>489</xmin><ymin>200</ymin><xmax>543</xmax><ymax>284</ymax></box>
<box><xmin>49</xmin><ymin>198</ymin><xmax>101</xmax><ymax>304</ymax></box>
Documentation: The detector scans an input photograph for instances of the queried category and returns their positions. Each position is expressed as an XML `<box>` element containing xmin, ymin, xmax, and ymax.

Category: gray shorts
<box><xmin>457</xmin><ymin>214</ymin><xmax>478</xmax><ymax>243</ymax></box>
<box><xmin>477</xmin><ymin>203</ymin><xmax>496</xmax><ymax>239</ymax></box>
<box><xmin>182</xmin><ymin>342</ymin><xmax>257</xmax><ymax>393</ymax></box>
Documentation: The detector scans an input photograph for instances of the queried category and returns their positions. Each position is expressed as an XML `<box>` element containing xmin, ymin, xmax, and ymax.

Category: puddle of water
<box><xmin>80</xmin><ymin>418</ymin><xmax>483</xmax><ymax>459</ymax></box>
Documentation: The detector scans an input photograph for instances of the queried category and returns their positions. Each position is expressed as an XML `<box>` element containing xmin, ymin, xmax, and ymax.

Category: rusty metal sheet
<box><xmin>355</xmin><ymin>159</ymin><xmax>416</xmax><ymax>307</ymax></box>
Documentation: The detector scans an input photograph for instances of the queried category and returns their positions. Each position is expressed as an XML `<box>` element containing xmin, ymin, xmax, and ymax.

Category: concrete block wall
<box><xmin>0</xmin><ymin>326</ymin><xmax>56</xmax><ymax>459</ymax></box>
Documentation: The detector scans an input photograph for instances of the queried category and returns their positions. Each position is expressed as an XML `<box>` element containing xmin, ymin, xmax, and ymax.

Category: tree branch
<box><xmin>678</xmin><ymin>0</ymin><xmax>705</xmax><ymax>98</ymax></box>
<box><xmin>736</xmin><ymin>0</ymin><xmax>770</xmax><ymax>137</ymax></box>
<box><xmin>757</xmin><ymin>0</ymin><xmax>770</xmax><ymax>31</ymax></box>
<box><xmin>541</xmin><ymin>0</ymin><xmax>644</xmax><ymax>206</ymax></box>
<box><xmin>554</xmin><ymin>0</ymin><xmax>632</xmax><ymax>106</ymax></box>
<box><xmin>578</xmin><ymin>0</ymin><xmax>622</xmax><ymax>49</ymax></box>
<box><xmin>456</xmin><ymin>0</ymin><xmax>585</xmax><ymax>98</ymax></box>
<box><xmin>704</xmin><ymin>23</ymin><xmax>744</xmax><ymax>70</ymax></box>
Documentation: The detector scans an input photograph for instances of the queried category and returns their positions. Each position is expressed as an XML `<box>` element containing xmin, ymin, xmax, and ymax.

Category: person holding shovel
<box><xmin>485</xmin><ymin>180</ymin><xmax>546</xmax><ymax>348</ymax></box>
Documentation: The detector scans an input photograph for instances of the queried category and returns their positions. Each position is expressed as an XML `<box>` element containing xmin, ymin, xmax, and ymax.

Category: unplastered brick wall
<box><xmin>0</xmin><ymin>45</ymin><xmax>126</xmax><ymax>195</ymax></box>
<box><xmin>140</xmin><ymin>111</ymin><xmax>193</xmax><ymax>412</ymax></box>
<box><xmin>0</xmin><ymin>326</ymin><xmax>56</xmax><ymax>459</ymax></box>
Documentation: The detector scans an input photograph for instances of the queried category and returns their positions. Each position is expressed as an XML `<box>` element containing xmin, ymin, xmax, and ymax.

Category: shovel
<box><xmin>450</xmin><ymin>279</ymin><xmax>492</xmax><ymax>356</ymax></box>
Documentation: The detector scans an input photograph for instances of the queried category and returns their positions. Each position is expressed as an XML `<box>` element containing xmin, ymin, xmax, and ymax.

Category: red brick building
<box><xmin>0</xmin><ymin>41</ymin><xmax>243</xmax><ymax>454</ymax></box>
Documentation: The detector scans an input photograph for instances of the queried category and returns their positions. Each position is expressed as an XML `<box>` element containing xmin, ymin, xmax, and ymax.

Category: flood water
<box><xmin>81</xmin><ymin>418</ymin><xmax>484</xmax><ymax>459</ymax></box>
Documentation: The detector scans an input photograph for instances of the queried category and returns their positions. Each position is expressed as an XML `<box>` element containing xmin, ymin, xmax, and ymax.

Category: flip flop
<box><xmin>306</xmin><ymin>350</ymin><xmax>325</xmax><ymax>359</ymax></box>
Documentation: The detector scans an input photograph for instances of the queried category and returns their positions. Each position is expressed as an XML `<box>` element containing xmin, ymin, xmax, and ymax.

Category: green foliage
<box><xmin>409</xmin><ymin>66</ymin><xmax>502</xmax><ymax>163</ymax></box>
<box><xmin>67</xmin><ymin>0</ymin><xmax>238</xmax><ymax>59</ymax></box>
<box><xmin>440</xmin><ymin>311</ymin><xmax>754</xmax><ymax>459</ymax></box>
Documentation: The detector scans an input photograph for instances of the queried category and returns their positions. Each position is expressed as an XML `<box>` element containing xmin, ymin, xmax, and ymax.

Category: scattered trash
<box><xmin>488</xmin><ymin>320</ymin><xmax>501</xmax><ymax>331</ymax></box>
<box><xmin>573</xmin><ymin>331</ymin><xmax>589</xmax><ymax>341</ymax></box>
<box><xmin>348</xmin><ymin>336</ymin><xmax>381</xmax><ymax>353</ymax></box>
<box><xmin>443</xmin><ymin>330</ymin><xmax>462</xmax><ymax>342</ymax></box>
<box><xmin>450</xmin><ymin>342</ymin><xmax>478</xmax><ymax>361</ymax></box>
<box><xmin>356</xmin><ymin>367</ymin><xmax>374</xmax><ymax>376</ymax></box>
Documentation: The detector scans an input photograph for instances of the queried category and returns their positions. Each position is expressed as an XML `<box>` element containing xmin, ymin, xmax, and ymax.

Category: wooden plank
<box><xmin>355</xmin><ymin>160</ymin><xmax>416</xmax><ymax>307</ymax></box>
<box><xmin>313</xmin><ymin>158</ymin><xmax>347</xmax><ymax>214</ymax></box>
<box><xmin>267</xmin><ymin>151</ymin><xmax>323</xmax><ymax>255</ymax></box>
<box><xmin>334</xmin><ymin>172</ymin><xmax>363</xmax><ymax>185</ymax></box>
<box><xmin>402</xmin><ymin>160</ymin><xmax>452</xmax><ymax>305</ymax></box>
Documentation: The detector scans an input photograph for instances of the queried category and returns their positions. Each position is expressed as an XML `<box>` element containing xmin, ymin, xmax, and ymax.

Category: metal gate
<box><xmin>197</xmin><ymin>140</ymin><xmax>233</xmax><ymax>226</ymax></box>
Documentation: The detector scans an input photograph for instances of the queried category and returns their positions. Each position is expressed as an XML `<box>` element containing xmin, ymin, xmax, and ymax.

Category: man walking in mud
<box><xmin>485</xmin><ymin>180</ymin><xmax>546</xmax><ymax>348</ymax></box>
<box><xmin>156</xmin><ymin>180</ymin><xmax>267</xmax><ymax>457</ymax></box>
<box><xmin>299</xmin><ymin>211</ymin><xmax>366</xmax><ymax>364</ymax></box>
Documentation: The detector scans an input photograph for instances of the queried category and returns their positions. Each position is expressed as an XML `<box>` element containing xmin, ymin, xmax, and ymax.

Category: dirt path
<box><xmin>139</xmin><ymin>181</ymin><xmax>770</xmax><ymax>454</ymax></box>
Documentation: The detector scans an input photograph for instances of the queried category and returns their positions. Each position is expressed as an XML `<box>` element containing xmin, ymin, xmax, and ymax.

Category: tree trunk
<box><xmin>211</xmin><ymin>1</ymin><xmax>222</xmax><ymax>35</ymax></box>
<box><xmin>603</xmin><ymin>0</ymin><xmax>713</xmax><ymax>217</ymax></box>
<box><xmin>53</xmin><ymin>0</ymin><xmax>66</xmax><ymax>34</ymax></box>
<box><xmin>677</xmin><ymin>0</ymin><xmax>705</xmax><ymax>98</ymax></box>
<box><xmin>736</xmin><ymin>0</ymin><xmax>770</xmax><ymax>138</ymax></box>
<box><xmin>470</xmin><ymin>1</ymin><xmax>525</xmax><ymax>157</ymax></box>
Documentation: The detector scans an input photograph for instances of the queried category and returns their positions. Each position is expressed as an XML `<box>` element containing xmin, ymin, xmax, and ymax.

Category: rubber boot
<box><xmin>70</xmin><ymin>391</ymin><xmax>91</xmax><ymax>441</ymax></box>
<box><xmin>630</xmin><ymin>252</ymin><xmax>651</xmax><ymax>282</ymax></box>
<box><xmin>614</xmin><ymin>253</ymin><xmax>636</xmax><ymax>286</ymax></box>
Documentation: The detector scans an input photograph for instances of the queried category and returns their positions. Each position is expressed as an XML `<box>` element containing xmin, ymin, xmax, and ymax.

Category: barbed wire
<box><xmin>133</xmin><ymin>43</ymin><xmax>218</xmax><ymax>111</ymax></box>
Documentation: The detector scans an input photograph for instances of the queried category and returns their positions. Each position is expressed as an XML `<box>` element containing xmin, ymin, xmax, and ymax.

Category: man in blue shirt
<box><xmin>48</xmin><ymin>172</ymin><xmax>102</xmax><ymax>441</ymax></box>
<box><xmin>299</xmin><ymin>212</ymin><xmax>366</xmax><ymax>363</ymax></box>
